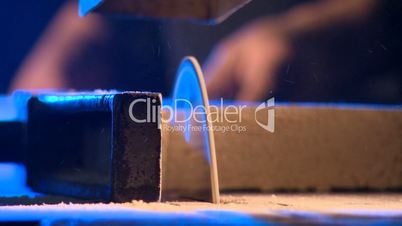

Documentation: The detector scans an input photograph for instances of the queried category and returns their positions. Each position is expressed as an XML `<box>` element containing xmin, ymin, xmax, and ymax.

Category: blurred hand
<box><xmin>204</xmin><ymin>19</ymin><xmax>291</xmax><ymax>101</ymax></box>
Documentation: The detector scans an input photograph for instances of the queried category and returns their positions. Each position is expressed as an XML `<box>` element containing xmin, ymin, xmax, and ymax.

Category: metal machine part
<box><xmin>27</xmin><ymin>91</ymin><xmax>162</xmax><ymax>203</ymax></box>
<box><xmin>0</xmin><ymin>121</ymin><xmax>24</xmax><ymax>163</ymax></box>
<box><xmin>79</xmin><ymin>0</ymin><xmax>251</xmax><ymax>24</ymax></box>
<box><xmin>0</xmin><ymin>92</ymin><xmax>31</xmax><ymax>163</ymax></box>
<box><xmin>0</xmin><ymin>56</ymin><xmax>221</xmax><ymax>204</ymax></box>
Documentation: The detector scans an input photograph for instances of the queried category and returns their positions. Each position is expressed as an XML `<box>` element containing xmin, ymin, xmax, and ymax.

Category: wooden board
<box><xmin>161</xmin><ymin>104</ymin><xmax>402</xmax><ymax>196</ymax></box>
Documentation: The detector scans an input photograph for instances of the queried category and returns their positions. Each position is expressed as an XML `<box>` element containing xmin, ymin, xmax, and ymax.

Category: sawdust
<box><xmin>122</xmin><ymin>194</ymin><xmax>402</xmax><ymax>214</ymax></box>
<box><xmin>1</xmin><ymin>194</ymin><xmax>402</xmax><ymax>215</ymax></box>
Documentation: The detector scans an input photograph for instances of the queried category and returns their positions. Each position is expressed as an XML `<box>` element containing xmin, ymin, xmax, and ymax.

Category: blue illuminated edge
<box><xmin>163</xmin><ymin>98</ymin><xmax>402</xmax><ymax>111</ymax></box>
<box><xmin>79</xmin><ymin>0</ymin><xmax>103</xmax><ymax>16</ymax></box>
<box><xmin>38</xmin><ymin>94</ymin><xmax>106</xmax><ymax>103</ymax></box>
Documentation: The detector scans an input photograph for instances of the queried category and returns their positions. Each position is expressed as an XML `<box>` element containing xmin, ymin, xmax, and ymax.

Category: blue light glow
<box><xmin>276</xmin><ymin>102</ymin><xmax>402</xmax><ymax>111</ymax></box>
<box><xmin>0</xmin><ymin>96</ymin><xmax>17</xmax><ymax>121</ymax></box>
<box><xmin>173</xmin><ymin>58</ymin><xmax>211</xmax><ymax>163</ymax></box>
<box><xmin>38</xmin><ymin>94</ymin><xmax>105</xmax><ymax>104</ymax></box>
<box><xmin>164</xmin><ymin>98</ymin><xmax>402</xmax><ymax>111</ymax></box>
<box><xmin>0</xmin><ymin>163</ymin><xmax>37</xmax><ymax>197</ymax></box>
<box><xmin>79</xmin><ymin>0</ymin><xmax>103</xmax><ymax>16</ymax></box>
<box><xmin>0</xmin><ymin>207</ymin><xmax>269</xmax><ymax>225</ymax></box>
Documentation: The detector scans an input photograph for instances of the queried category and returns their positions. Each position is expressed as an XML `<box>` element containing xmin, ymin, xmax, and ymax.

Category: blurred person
<box><xmin>9</xmin><ymin>0</ymin><xmax>402</xmax><ymax>104</ymax></box>
<box><xmin>204</xmin><ymin>0</ymin><xmax>391</xmax><ymax>101</ymax></box>
<box><xmin>9</xmin><ymin>1</ymin><xmax>168</xmax><ymax>94</ymax></box>
<box><xmin>161</xmin><ymin>0</ymin><xmax>400</xmax><ymax>103</ymax></box>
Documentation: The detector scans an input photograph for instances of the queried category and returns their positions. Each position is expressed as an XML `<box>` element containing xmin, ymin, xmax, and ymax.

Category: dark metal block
<box><xmin>27</xmin><ymin>92</ymin><xmax>162</xmax><ymax>202</ymax></box>
<box><xmin>0</xmin><ymin>121</ymin><xmax>24</xmax><ymax>163</ymax></box>
<box><xmin>0</xmin><ymin>94</ymin><xmax>28</xmax><ymax>163</ymax></box>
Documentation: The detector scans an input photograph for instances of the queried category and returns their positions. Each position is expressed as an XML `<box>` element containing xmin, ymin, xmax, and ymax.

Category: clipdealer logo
<box><xmin>128</xmin><ymin>98</ymin><xmax>275</xmax><ymax>133</ymax></box>
<box><xmin>128</xmin><ymin>97</ymin><xmax>161</xmax><ymax>126</ymax></box>
<box><xmin>254</xmin><ymin>98</ymin><xmax>275</xmax><ymax>133</ymax></box>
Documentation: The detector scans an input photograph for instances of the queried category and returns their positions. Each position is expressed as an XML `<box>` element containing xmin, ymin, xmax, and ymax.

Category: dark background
<box><xmin>0</xmin><ymin>1</ymin><xmax>64</xmax><ymax>92</ymax></box>
<box><xmin>0</xmin><ymin>0</ymin><xmax>401</xmax><ymax>103</ymax></box>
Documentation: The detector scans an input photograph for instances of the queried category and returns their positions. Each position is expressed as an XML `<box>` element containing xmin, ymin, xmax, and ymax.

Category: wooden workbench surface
<box><xmin>1</xmin><ymin>193</ymin><xmax>402</xmax><ymax>225</ymax></box>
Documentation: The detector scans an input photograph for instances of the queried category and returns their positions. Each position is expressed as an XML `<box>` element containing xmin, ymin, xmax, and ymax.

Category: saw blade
<box><xmin>172</xmin><ymin>56</ymin><xmax>220</xmax><ymax>204</ymax></box>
